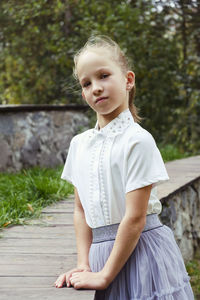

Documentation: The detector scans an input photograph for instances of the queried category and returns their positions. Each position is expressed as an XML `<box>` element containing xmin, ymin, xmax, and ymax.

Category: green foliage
<box><xmin>0</xmin><ymin>0</ymin><xmax>74</xmax><ymax>104</ymax></box>
<box><xmin>158</xmin><ymin>144</ymin><xmax>190</xmax><ymax>162</ymax></box>
<box><xmin>186</xmin><ymin>255</ymin><xmax>200</xmax><ymax>298</ymax></box>
<box><xmin>0</xmin><ymin>166</ymin><xmax>73</xmax><ymax>228</ymax></box>
<box><xmin>0</xmin><ymin>0</ymin><xmax>199</xmax><ymax>152</ymax></box>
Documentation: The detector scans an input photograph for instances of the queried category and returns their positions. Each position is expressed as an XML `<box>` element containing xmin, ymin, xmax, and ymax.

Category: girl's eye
<box><xmin>101</xmin><ymin>74</ymin><xmax>109</xmax><ymax>79</ymax></box>
<box><xmin>83</xmin><ymin>81</ymin><xmax>91</xmax><ymax>88</ymax></box>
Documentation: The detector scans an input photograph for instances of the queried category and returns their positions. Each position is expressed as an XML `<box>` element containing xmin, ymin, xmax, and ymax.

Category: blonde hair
<box><xmin>73</xmin><ymin>35</ymin><xmax>140</xmax><ymax>122</ymax></box>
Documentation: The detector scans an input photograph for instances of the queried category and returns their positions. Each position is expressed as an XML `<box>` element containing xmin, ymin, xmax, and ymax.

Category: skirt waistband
<box><xmin>92</xmin><ymin>214</ymin><xmax>163</xmax><ymax>244</ymax></box>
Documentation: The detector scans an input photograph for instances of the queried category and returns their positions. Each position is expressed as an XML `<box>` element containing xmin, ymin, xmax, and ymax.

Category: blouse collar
<box><xmin>93</xmin><ymin>109</ymin><xmax>134</xmax><ymax>137</ymax></box>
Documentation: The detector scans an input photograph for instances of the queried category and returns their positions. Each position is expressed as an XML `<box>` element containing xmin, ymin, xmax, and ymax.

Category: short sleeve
<box><xmin>61</xmin><ymin>137</ymin><xmax>76</xmax><ymax>186</ymax></box>
<box><xmin>125</xmin><ymin>131</ymin><xmax>169</xmax><ymax>193</ymax></box>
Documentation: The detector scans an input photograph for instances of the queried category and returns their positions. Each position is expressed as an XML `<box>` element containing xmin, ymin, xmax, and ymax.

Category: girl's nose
<box><xmin>92</xmin><ymin>82</ymin><xmax>103</xmax><ymax>95</ymax></box>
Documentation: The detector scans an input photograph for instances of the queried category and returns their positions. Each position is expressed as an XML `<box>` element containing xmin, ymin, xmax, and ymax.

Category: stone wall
<box><xmin>0</xmin><ymin>105</ymin><xmax>89</xmax><ymax>172</ymax></box>
<box><xmin>160</xmin><ymin>176</ymin><xmax>200</xmax><ymax>262</ymax></box>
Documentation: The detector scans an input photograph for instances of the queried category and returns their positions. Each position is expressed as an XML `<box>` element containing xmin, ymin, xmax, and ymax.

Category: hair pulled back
<box><xmin>73</xmin><ymin>35</ymin><xmax>140</xmax><ymax>123</ymax></box>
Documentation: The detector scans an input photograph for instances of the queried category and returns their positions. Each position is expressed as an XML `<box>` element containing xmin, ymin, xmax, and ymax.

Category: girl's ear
<box><xmin>126</xmin><ymin>71</ymin><xmax>135</xmax><ymax>91</ymax></box>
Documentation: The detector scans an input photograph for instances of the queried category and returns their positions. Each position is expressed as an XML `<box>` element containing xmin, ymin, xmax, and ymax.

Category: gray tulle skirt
<box><xmin>89</xmin><ymin>214</ymin><xmax>194</xmax><ymax>300</ymax></box>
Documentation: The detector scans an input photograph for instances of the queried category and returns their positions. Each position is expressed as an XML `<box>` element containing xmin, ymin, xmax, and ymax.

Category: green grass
<box><xmin>0</xmin><ymin>166</ymin><xmax>73</xmax><ymax>229</ymax></box>
<box><xmin>186</xmin><ymin>254</ymin><xmax>200</xmax><ymax>299</ymax></box>
<box><xmin>158</xmin><ymin>144</ymin><xmax>191</xmax><ymax>162</ymax></box>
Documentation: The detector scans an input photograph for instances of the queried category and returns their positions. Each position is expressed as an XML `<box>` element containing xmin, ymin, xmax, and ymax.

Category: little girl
<box><xmin>55</xmin><ymin>35</ymin><xmax>194</xmax><ymax>299</ymax></box>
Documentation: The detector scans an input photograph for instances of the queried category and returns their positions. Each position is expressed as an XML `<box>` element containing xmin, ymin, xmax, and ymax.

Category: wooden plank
<box><xmin>0</xmin><ymin>262</ymin><xmax>77</xmax><ymax>276</ymax></box>
<box><xmin>42</xmin><ymin>198</ymin><xmax>74</xmax><ymax>207</ymax></box>
<box><xmin>25</xmin><ymin>213</ymin><xmax>73</xmax><ymax>224</ymax></box>
<box><xmin>0</xmin><ymin>288</ymin><xmax>94</xmax><ymax>300</ymax></box>
<box><xmin>0</xmin><ymin>247</ymin><xmax>77</xmax><ymax>255</ymax></box>
<box><xmin>157</xmin><ymin>155</ymin><xmax>200</xmax><ymax>199</ymax></box>
<box><xmin>0</xmin><ymin>236</ymin><xmax>76</xmax><ymax>246</ymax></box>
<box><xmin>0</xmin><ymin>276</ymin><xmax>54</xmax><ymax>288</ymax></box>
<box><xmin>0</xmin><ymin>235</ymin><xmax>76</xmax><ymax>248</ymax></box>
<box><xmin>0</xmin><ymin>254</ymin><xmax>76</xmax><ymax>265</ymax></box>
<box><xmin>2</xmin><ymin>225</ymin><xmax>75</xmax><ymax>238</ymax></box>
<box><xmin>42</xmin><ymin>204</ymin><xmax>74</xmax><ymax>213</ymax></box>
<box><xmin>2</xmin><ymin>230</ymin><xmax>75</xmax><ymax>239</ymax></box>
<box><xmin>25</xmin><ymin>213</ymin><xmax>74</xmax><ymax>226</ymax></box>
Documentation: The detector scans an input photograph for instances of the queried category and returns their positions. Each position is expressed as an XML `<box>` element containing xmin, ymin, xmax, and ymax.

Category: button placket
<box><xmin>89</xmin><ymin>141</ymin><xmax>99</xmax><ymax>227</ymax></box>
<box><xmin>99</xmin><ymin>136</ymin><xmax>113</xmax><ymax>225</ymax></box>
<box><xmin>89</xmin><ymin>136</ymin><xmax>106</xmax><ymax>227</ymax></box>
<box><xmin>89</xmin><ymin>109</ymin><xmax>134</xmax><ymax>227</ymax></box>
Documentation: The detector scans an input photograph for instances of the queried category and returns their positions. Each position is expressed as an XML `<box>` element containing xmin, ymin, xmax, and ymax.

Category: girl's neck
<box><xmin>97</xmin><ymin>106</ymin><xmax>129</xmax><ymax>129</ymax></box>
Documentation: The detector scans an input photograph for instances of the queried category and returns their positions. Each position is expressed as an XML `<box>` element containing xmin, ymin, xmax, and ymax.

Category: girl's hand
<box><xmin>70</xmin><ymin>271</ymin><xmax>108</xmax><ymax>290</ymax></box>
<box><xmin>54</xmin><ymin>266</ymin><xmax>91</xmax><ymax>288</ymax></box>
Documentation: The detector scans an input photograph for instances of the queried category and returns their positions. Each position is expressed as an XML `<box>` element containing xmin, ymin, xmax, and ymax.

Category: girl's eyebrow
<box><xmin>80</xmin><ymin>67</ymin><xmax>111</xmax><ymax>84</ymax></box>
<box><xmin>95</xmin><ymin>67</ymin><xmax>111</xmax><ymax>72</ymax></box>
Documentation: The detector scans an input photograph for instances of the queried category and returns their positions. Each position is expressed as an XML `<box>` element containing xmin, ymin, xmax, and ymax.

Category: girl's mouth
<box><xmin>95</xmin><ymin>97</ymin><xmax>108</xmax><ymax>104</ymax></box>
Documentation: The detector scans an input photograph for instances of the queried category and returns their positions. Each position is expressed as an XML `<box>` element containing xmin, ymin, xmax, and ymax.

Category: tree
<box><xmin>0</xmin><ymin>0</ymin><xmax>199</xmax><ymax>151</ymax></box>
<box><xmin>157</xmin><ymin>0</ymin><xmax>200</xmax><ymax>151</ymax></box>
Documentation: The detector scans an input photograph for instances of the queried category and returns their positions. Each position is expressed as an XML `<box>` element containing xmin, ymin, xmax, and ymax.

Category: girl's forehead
<box><xmin>77</xmin><ymin>49</ymin><xmax>120</xmax><ymax>79</ymax></box>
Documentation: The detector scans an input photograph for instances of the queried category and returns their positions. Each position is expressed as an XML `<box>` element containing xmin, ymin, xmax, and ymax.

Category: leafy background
<box><xmin>0</xmin><ymin>0</ymin><xmax>199</xmax><ymax>152</ymax></box>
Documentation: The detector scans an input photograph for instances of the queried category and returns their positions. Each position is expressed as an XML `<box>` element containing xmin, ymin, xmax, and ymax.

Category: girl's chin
<box><xmin>96</xmin><ymin>108</ymin><xmax>121</xmax><ymax>116</ymax></box>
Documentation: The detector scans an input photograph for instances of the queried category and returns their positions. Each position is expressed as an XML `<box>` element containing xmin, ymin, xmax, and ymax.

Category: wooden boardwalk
<box><xmin>0</xmin><ymin>195</ymin><xmax>94</xmax><ymax>300</ymax></box>
<box><xmin>0</xmin><ymin>155</ymin><xmax>199</xmax><ymax>300</ymax></box>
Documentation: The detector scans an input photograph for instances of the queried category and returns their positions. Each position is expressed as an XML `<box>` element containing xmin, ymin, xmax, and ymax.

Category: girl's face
<box><xmin>77</xmin><ymin>49</ymin><xmax>134</xmax><ymax>118</ymax></box>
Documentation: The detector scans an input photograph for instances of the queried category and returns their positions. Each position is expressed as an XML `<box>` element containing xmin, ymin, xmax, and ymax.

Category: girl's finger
<box><xmin>66</xmin><ymin>271</ymin><xmax>76</xmax><ymax>286</ymax></box>
<box><xmin>66</xmin><ymin>270</ymin><xmax>81</xmax><ymax>287</ymax></box>
<box><xmin>55</xmin><ymin>274</ymin><xmax>66</xmax><ymax>288</ymax></box>
<box><xmin>71</xmin><ymin>272</ymin><xmax>79</xmax><ymax>279</ymax></box>
<box><xmin>70</xmin><ymin>274</ymin><xmax>78</xmax><ymax>283</ymax></box>
<box><xmin>67</xmin><ymin>273</ymin><xmax>75</xmax><ymax>287</ymax></box>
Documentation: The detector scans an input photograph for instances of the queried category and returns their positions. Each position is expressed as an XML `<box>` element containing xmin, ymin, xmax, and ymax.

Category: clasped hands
<box><xmin>54</xmin><ymin>267</ymin><xmax>109</xmax><ymax>290</ymax></box>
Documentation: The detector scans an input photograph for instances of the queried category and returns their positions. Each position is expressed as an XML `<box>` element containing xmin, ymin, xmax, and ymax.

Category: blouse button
<box><xmin>104</xmin><ymin>208</ymin><xmax>108</xmax><ymax>214</ymax></box>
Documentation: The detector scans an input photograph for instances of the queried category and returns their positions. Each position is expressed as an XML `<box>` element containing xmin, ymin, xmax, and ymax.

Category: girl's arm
<box><xmin>100</xmin><ymin>185</ymin><xmax>151</xmax><ymax>285</ymax></box>
<box><xmin>55</xmin><ymin>187</ymin><xmax>92</xmax><ymax>288</ymax></box>
<box><xmin>74</xmin><ymin>187</ymin><xmax>93</xmax><ymax>268</ymax></box>
<box><xmin>70</xmin><ymin>184</ymin><xmax>152</xmax><ymax>290</ymax></box>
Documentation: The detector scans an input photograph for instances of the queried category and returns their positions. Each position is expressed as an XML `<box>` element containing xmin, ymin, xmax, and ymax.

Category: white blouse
<box><xmin>61</xmin><ymin>109</ymin><xmax>169</xmax><ymax>228</ymax></box>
